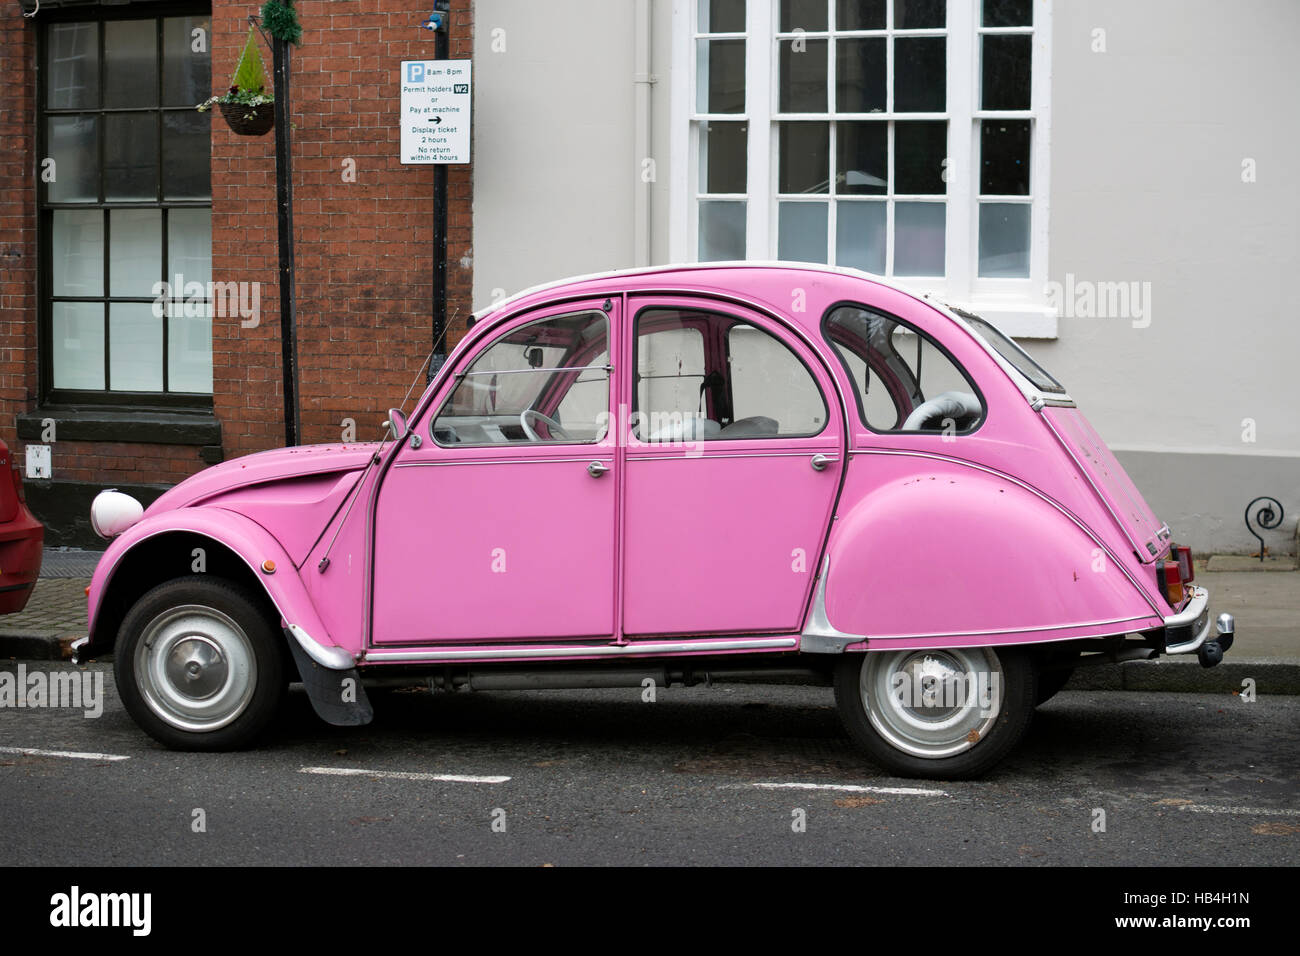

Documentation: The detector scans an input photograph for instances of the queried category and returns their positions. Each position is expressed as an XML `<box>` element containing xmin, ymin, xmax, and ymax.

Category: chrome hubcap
<box><xmin>135</xmin><ymin>605</ymin><xmax>256</xmax><ymax>732</ymax></box>
<box><xmin>860</xmin><ymin>648</ymin><xmax>1002</xmax><ymax>759</ymax></box>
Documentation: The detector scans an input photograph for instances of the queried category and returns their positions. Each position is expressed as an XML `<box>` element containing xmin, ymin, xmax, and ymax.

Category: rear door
<box><xmin>619</xmin><ymin>297</ymin><xmax>845</xmax><ymax>637</ymax></box>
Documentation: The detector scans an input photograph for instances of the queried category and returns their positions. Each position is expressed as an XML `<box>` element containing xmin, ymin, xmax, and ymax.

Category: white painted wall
<box><xmin>470</xmin><ymin>0</ymin><xmax>1300</xmax><ymax>553</ymax></box>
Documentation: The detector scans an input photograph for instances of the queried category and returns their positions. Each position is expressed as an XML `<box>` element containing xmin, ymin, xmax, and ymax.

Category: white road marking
<box><xmin>0</xmin><ymin>746</ymin><xmax>129</xmax><ymax>762</ymax></box>
<box><xmin>747</xmin><ymin>781</ymin><xmax>947</xmax><ymax>797</ymax></box>
<box><xmin>1177</xmin><ymin>804</ymin><xmax>1300</xmax><ymax>817</ymax></box>
<box><xmin>299</xmin><ymin>766</ymin><xmax>510</xmax><ymax>784</ymax></box>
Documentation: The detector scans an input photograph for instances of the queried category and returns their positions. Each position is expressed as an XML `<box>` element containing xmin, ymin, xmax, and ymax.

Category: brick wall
<box><xmin>213</xmin><ymin>0</ymin><xmax>475</xmax><ymax>457</ymax></box>
<box><xmin>0</xmin><ymin>11</ymin><xmax>36</xmax><ymax>453</ymax></box>
<box><xmin>0</xmin><ymin>0</ymin><xmax>474</xmax><ymax>508</ymax></box>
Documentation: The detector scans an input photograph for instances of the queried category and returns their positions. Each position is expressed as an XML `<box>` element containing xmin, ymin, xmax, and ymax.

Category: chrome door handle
<box><xmin>587</xmin><ymin>461</ymin><xmax>611</xmax><ymax>478</ymax></box>
<box><xmin>810</xmin><ymin>454</ymin><xmax>838</xmax><ymax>472</ymax></box>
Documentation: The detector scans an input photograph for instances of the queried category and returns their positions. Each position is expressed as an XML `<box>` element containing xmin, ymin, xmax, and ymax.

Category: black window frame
<box><xmin>36</xmin><ymin>0</ymin><xmax>214</xmax><ymax>411</ymax></box>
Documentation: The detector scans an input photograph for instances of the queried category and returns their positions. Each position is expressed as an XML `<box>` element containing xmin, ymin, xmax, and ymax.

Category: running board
<box><xmin>362</xmin><ymin>636</ymin><xmax>799</xmax><ymax>664</ymax></box>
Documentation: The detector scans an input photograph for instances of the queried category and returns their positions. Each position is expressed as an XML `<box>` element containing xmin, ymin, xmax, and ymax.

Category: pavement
<box><xmin>1</xmin><ymin>549</ymin><xmax>1296</xmax><ymax>692</ymax></box>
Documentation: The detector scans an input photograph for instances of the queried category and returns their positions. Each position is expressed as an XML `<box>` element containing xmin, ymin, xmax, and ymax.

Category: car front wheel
<box><xmin>114</xmin><ymin>577</ymin><xmax>284</xmax><ymax>750</ymax></box>
<box><xmin>833</xmin><ymin>647</ymin><xmax>1036</xmax><ymax>780</ymax></box>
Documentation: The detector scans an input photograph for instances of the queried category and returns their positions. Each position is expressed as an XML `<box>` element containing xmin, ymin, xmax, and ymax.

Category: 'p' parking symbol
<box><xmin>407</xmin><ymin>62</ymin><xmax>426</xmax><ymax>83</ymax></box>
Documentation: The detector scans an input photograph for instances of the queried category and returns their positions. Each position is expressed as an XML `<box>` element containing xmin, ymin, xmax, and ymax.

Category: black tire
<box><xmin>833</xmin><ymin>647</ymin><xmax>1036</xmax><ymax>780</ymax></box>
<box><xmin>114</xmin><ymin>576</ymin><xmax>285</xmax><ymax>750</ymax></box>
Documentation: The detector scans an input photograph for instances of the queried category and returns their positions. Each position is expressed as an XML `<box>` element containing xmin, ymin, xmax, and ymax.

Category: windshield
<box><xmin>956</xmin><ymin>311</ymin><xmax>1067</xmax><ymax>395</ymax></box>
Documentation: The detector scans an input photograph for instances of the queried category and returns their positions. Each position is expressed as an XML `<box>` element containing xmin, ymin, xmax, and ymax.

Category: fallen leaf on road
<box><xmin>834</xmin><ymin>796</ymin><xmax>883</xmax><ymax>808</ymax></box>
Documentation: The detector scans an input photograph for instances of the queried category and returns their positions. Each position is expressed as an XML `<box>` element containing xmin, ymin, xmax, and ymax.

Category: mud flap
<box><xmin>285</xmin><ymin>636</ymin><xmax>373</xmax><ymax>727</ymax></box>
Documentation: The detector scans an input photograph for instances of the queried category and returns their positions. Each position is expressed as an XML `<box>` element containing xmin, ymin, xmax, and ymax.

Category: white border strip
<box><xmin>1176</xmin><ymin>804</ymin><xmax>1300</xmax><ymax>818</ymax></box>
<box><xmin>299</xmin><ymin>766</ymin><xmax>510</xmax><ymax>784</ymax></box>
<box><xmin>747</xmin><ymin>781</ymin><xmax>947</xmax><ymax>797</ymax></box>
<box><xmin>0</xmin><ymin>746</ymin><xmax>129</xmax><ymax>762</ymax></box>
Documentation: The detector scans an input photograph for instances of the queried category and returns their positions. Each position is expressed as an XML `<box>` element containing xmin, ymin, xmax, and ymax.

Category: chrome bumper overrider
<box><xmin>1162</xmin><ymin>586</ymin><xmax>1235</xmax><ymax>667</ymax></box>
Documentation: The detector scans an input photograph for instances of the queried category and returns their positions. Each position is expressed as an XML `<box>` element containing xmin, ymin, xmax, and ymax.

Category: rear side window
<box><xmin>635</xmin><ymin>307</ymin><xmax>827</xmax><ymax>440</ymax></box>
<box><xmin>824</xmin><ymin>304</ymin><xmax>984</xmax><ymax>434</ymax></box>
<box><xmin>960</xmin><ymin>312</ymin><xmax>1067</xmax><ymax>395</ymax></box>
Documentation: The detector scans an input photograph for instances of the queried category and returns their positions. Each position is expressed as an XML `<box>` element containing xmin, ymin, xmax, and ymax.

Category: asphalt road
<box><xmin>1</xmin><ymin>662</ymin><xmax>1296</xmax><ymax>866</ymax></box>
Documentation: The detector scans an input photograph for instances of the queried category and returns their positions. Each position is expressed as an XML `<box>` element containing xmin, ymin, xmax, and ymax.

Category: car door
<box><xmin>619</xmin><ymin>296</ymin><xmax>845</xmax><ymax>637</ymax></box>
<box><xmin>370</xmin><ymin>300</ymin><xmax>618</xmax><ymax>645</ymax></box>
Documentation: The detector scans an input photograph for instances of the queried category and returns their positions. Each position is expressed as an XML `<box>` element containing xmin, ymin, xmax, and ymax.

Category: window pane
<box><xmin>700</xmin><ymin>0</ymin><xmax>745</xmax><ymax>33</ymax></box>
<box><xmin>983</xmin><ymin>0</ymin><xmax>1033</xmax><ymax>28</ymax></box>
<box><xmin>51</xmin><ymin>209</ymin><xmax>104</xmax><ymax>296</ymax></box>
<box><xmin>45</xmin><ymin>115</ymin><xmax>99</xmax><ymax>203</ymax></box>
<box><xmin>104</xmin><ymin>19</ymin><xmax>158</xmax><ymax>109</ymax></box>
<box><xmin>894</xmin><ymin>202</ymin><xmax>945</xmax><ymax>276</ymax></box>
<box><xmin>168</xmin><ymin>310</ymin><xmax>213</xmax><ymax>393</ymax></box>
<box><xmin>52</xmin><ymin>302</ymin><xmax>105</xmax><ymax>390</ymax></box>
<box><xmin>109</xmin><ymin>209</ymin><xmax>161</xmax><ymax>297</ymax></box>
<box><xmin>894</xmin><ymin>0</ymin><xmax>945</xmax><ymax>29</ymax></box>
<box><xmin>163</xmin><ymin>16</ymin><xmax>212</xmax><ymax>107</ymax></box>
<box><xmin>895</xmin><ymin>120</ymin><xmax>947</xmax><ymax>194</ymax></box>
<box><xmin>836</xmin><ymin>122</ymin><xmax>887</xmax><ymax>194</ymax></box>
<box><xmin>434</xmin><ymin>311</ymin><xmax>609</xmax><ymax>444</ymax></box>
<box><xmin>105</xmin><ymin>113</ymin><xmax>159</xmax><ymax>200</ymax></box>
<box><xmin>168</xmin><ymin>208</ymin><xmax>212</xmax><ymax>289</ymax></box>
<box><xmin>826</xmin><ymin>305</ymin><xmax>984</xmax><ymax>433</ymax></box>
<box><xmin>837</xmin><ymin>0</ymin><xmax>885</xmax><ymax>30</ymax></box>
<box><xmin>980</xmin><ymin>119</ymin><xmax>1030</xmax><ymax>195</ymax></box>
<box><xmin>727</xmin><ymin>325</ymin><xmax>826</xmax><ymax>435</ymax></box>
<box><xmin>779</xmin><ymin>122</ymin><xmax>829</xmax><ymax>193</ymax></box>
<box><xmin>697</xmin><ymin>39</ymin><xmax>745</xmax><ymax>113</ymax></box>
<box><xmin>109</xmin><ymin>302</ymin><xmax>163</xmax><ymax>392</ymax></box>
<box><xmin>978</xmin><ymin>203</ymin><xmax>1031</xmax><ymax>277</ymax></box>
<box><xmin>46</xmin><ymin>22</ymin><xmax>99</xmax><ymax>109</ymax></box>
<box><xmin>835</xmin><ymin>38</ymin><xmax>885</xmax><ymax>113</ymax></box>
<box><xmin>778</xmin><ymin>202</ymin><xmax>828</xmax><ymax>263</ymax></box>
<box><xmin>835</xmin><ymin>201</ymin><xmax>886</xmax><ymax>273</ymax></box>
<box><xmin>894</xmin><ymin>36</ymin><xmax>945</xmax><ymax>112</ymax></box>
<box><xmin>982</xmin><ymin>34</ymin><xmax>1031</xmax><ymax>110</ymax></box>
<box><xmin>637</xmin><ymin>321</ymin><xmax>706</xmax><ymax>436</ymax></box>
<box><xmin>699</xmin><ymin>201</ymin><xmax>747</xmax><ymax>260</ymax></box>
<box><xmin>780</xmin><ymin>38</ymin><xmax>827</xmax><ymax>112</ymax></box>
<box><xmin>162</xmin><ymin>110</ymin><xmax>212</xmax><ymax>199</ymax></box>
<box><xmin>700</xmin><ymin>121</ymin><xmax>748</xmax><ymax>194</ymax></box>
<box><xmin>781</xmin><ymin>0</ymin><xmax>828</xmax><ymax>32</ymax></box>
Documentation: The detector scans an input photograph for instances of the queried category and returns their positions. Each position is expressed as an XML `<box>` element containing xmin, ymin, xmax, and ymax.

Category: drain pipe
<box><xmin>633</xmin><ymin>0</ymin><xmax>655</xmax><ymax>266</ymax></box>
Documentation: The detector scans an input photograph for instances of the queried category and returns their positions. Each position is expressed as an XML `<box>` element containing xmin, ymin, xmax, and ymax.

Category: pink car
<box><xmin>77</xmin><ymin>264</ymin><xmax>1232</xmax><ymax>778</ymax></box>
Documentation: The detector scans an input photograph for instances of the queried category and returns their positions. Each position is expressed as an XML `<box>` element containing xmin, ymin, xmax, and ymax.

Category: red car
<box><xmin>0</xmin><ymin>439</ymin><xmax>43</xmax><ymax>613</ymax></box>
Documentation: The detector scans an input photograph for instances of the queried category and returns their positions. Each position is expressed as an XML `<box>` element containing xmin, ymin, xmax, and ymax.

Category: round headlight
<box><xmin>90</xmin><ymin>490</ymin><xmax>144</xmax><ymax>539</ymax></box>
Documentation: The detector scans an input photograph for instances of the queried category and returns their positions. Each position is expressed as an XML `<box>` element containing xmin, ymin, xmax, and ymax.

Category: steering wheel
<box><xmin>520</xmin><ymin>408</ymin><xmax>573</xmax><ymax>442</ymax></box>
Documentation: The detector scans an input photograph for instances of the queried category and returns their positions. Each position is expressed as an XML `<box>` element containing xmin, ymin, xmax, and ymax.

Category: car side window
<box><xmin>634</xmin><ymin>308</ymin><xmax>826</xmax><ymax>441</ymax></box>
<box><xmin>432</xmin><ymin>310</ymin><xmax>609</xmax><ymax>445</ymax></box>
<box><xmin>825</xmin><ymin>305</ymin><xmax>984</xmax><ymax>434</ymax></box>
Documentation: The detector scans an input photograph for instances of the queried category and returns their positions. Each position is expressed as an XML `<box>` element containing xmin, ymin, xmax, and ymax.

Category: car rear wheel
<box><xmin>833</xmin><ymin>647</ymin><xmax>1036</xmax><ymax>780</ymax></box>
<box><xmin>114</xmin><ymin>577</ymin><xmax>284</xmax><ymax>750</ymax></box>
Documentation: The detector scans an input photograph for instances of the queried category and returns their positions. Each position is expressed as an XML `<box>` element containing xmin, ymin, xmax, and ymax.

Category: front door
<box><xmin>620</xmin><ymin>297</ymin><xmax>845</xmax><ymax>637</ymax></box>
<box><xmin>370</xmin><ymin>301</ymin><xmax>618</xmax><ymax>645</ymax></box>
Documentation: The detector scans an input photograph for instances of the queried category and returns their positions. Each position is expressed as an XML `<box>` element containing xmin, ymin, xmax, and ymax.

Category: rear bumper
<box><xmin>1163</xmin><ymin>585</ymin><xmax>1235</xmax><ymax>666</ymax></box>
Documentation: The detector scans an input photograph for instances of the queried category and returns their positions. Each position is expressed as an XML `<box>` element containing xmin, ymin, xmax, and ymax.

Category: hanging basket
<box><xmin>218</xmin><ymin>100</ymin><xmax>275</xmax><ymax>136</ymax></box>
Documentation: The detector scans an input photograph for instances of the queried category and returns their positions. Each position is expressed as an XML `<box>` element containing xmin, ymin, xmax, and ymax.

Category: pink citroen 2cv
<box><xmin>77</xmin><ymin>264</ymin><xmax>1233</xmax><ymax>779</ymax></box>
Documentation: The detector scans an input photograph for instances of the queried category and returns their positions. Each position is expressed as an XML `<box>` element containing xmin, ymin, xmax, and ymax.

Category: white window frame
<box><xmin>669</xmin><ymin>0</ymin><xmax>1056</xmax><ymax>338</ymax></box>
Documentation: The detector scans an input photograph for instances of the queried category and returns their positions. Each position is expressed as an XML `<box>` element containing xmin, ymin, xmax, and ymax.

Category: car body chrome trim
<box><xmin>286</xmin><ymin>623</ymin><xmax>356</xmax><ymax>670</ymax></box>
<box><xmin>363</xmin><ymin>636</ymin><xmax>799</xmax><ymax>663</ymax></box>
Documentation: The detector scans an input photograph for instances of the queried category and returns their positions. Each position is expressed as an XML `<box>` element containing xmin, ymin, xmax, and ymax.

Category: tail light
<box><xmin>10</xmin><ymin>462</ymin><xmax>24</xmax><ymax>503</ymax></box>
<box><xmin>1175</xmin><ymin>545</ymin><xmax>1194</xmax><ymax>582</ymax></box>
<box><xmin>1161</xmin><ymin>561</ymin><xmax>1184</xmax><ymax>605</ymax></box>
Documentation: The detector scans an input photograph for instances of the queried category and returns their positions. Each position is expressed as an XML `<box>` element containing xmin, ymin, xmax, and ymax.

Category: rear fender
<box><xmin>806</xmin><ymin>455</ymin><xmax>1165</xmax><ymax>651</ymax></box>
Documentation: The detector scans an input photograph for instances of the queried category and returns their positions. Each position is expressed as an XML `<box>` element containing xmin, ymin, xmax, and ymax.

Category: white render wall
<box><xmin>1033</xmin><ymin>0</ymin><xmax>1300</xmax><ymax>553</ymax></box>
<box><xmin>471</xmin><ymin>0</ymin><xmax>1299</xmax><ymax>554</ymax></box>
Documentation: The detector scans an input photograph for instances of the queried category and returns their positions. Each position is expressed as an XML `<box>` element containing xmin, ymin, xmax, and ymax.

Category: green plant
<box><xmin>261</xmin><ymin>0</ymin><xmax>303</xmax><ymax>45</ymax></box>
<box><xmin>196</xmin><ymin>27</ymin><xmax>273</xmax><ymax>113</ymax></box>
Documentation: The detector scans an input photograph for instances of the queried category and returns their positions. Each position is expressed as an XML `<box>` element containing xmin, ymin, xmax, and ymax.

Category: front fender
<box><xmin>811</xmin><ymin>455</ymin><xmax>1165</xmax><ymax>651</ymax></box>
<box><xmin>87</xmin><ymin>507</ymin><xmax>354</xmax><ymax>668</ymax></box>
